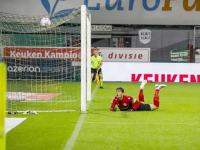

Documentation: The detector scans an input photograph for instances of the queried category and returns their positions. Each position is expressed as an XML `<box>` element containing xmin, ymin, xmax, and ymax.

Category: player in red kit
<box><xmin>110</xmin><ymin>80</ymin><xmax>166</xmax><ymax>111</ymax></box>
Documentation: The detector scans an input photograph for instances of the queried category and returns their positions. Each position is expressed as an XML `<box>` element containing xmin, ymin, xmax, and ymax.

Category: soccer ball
<box><xmin>40</xmin><ymin>18</ymin><xmax>51</xmax><ymax>26</ymax></box>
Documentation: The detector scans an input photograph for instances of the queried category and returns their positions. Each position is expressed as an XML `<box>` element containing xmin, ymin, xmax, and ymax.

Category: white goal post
<box><xmin>81</xmin><ymin>5</ymin><xmax>91</xmax><ymax>111</ymax></box>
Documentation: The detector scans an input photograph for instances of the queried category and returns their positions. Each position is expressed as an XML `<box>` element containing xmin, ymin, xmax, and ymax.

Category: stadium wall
<box><xmin>92</xmin><ymin>28</ymin><xmax>193</xmax><ymax>62</ymax></box>
<box><xmin>0</xmin><ymin>0</ymin><xmax>200</xmax><ymax>25</ymax></box>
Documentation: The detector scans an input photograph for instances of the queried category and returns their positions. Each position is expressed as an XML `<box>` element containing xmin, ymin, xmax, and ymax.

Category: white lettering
<box><xmin>13</xmin><ymin>66</ymin><xmax>17</xmax><ymax>72</ymax></box>
<box><xmin>45</xmin><ymin>51</ymin><xmax>50</xmax><ymax>58</ymax></box>
<box><xmin>56</xmin><ymin>53</ymin><xmax>63</xmax><ymax>58</ymax></box>
<box><xmin>27</xmin><ymin>51</ymin><xmax>32</xmax><ymax>58</ymax></box>
<box><xmin>10</xmin><ymin>51</ymin><xmax>15</xmax><ymax>57</ymax></box>
<box><xmin>65</xmin><ymin>53</ymin><xmax>69</xmax><ymax>58</ymax></box>
<box><xmin>16</xmin><ymin>52</ymin><xmax>20</xmax><ymax>58</ymax></box>
<box><xmin>32</xmin><ymin>52</ymin><xmax>36</xmax><ymax>58</ymax></box>
<box><xmin>37</xmin><ymin>53</ymin><xmax>42</xmax><ymax>58</ymax></box>
<box><xmin>7</xmin><ymin>66</ymin><xmax>41</xmax><ymax>72</ymax></box>
<box><xmin>72</xmin><ymin>53</ymin><xmax>77</xmax><ymax>58</ymax></box>
<box><xmin>51</xmin><ymin>53</ymin><xmax>55</xmax><ymax>58</ymax></box>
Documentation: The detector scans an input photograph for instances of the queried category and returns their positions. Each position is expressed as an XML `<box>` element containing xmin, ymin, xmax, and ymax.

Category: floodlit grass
<box><xmin>6</xmin><ymin>112</ymin><xmax>81</xmax><ymax>150</ymax></box>
<box><xmin>6</xmin><ymin>80</ymin><xmax>81</xmax><ymax>111</ymax></box>
<box><xmin>6</xmin><ymin>82</ymin><xmax>200</xmax><ymax>150</ymax></box>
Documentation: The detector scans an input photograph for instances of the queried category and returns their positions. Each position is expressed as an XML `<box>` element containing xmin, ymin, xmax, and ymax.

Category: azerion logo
<box><xmin>7</xmin><ymin>66</ymin><xmax>41</xmax><ymax>73</ymax></box>
<box><xmin>7</xmin><ymin>66</ymin><xmax>70</xmax><ymax>73</ymax></box>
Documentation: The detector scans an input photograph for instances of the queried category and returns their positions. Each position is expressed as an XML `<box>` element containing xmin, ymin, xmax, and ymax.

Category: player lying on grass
<box><xmin>110</xmin><ymin>80</ymin><xmax>166</xmax><ymax>111</ymax></box>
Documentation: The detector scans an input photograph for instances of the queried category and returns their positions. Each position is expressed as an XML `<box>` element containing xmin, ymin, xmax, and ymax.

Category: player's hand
<box><xmin>111</xmin><ymin>108</ymin><xmax>117</xmax><ymax>111</ymax></box>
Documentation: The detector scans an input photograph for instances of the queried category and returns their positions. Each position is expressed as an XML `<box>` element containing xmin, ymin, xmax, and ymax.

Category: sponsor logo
<box><xmin>99</xmin><ymin>48</ymin><xmax>150</xmax><ymax>62</ymax></box>
<box><xmin>4</xmin><ymin>47</ymin><xmax>81</xmax><ymax>61</ymax></box>
<box><xmin>139</xmin><ymin>29</ymin><xmax>151</xmax><ymax>44</ymax></box>
<box><xmin>41</xmin><ymin>0</ymin><xmax>74</xmax><ymax>19</ymax></box>
<box><xmin>84</xmin><ymin>0</ymin><xmax>200</xmax><ymax>11</ymax></box>
<box><xmin>91</xmin><ymin>25</ymin><xmax>112</xmax><ymax>31</ymax></box>
<box><xmin>7</xmin><ymin>66</ymin><xmax>70</xmax><ymax>73</ymax></box>
<box><xmin>9</xmin><ymin>50</ymin><xmax>81</xmax><ymax>59</ymax></box>
<box><xmin>171</xmin><ymin>52</ymin><xmax>189</xmax><ymax>57</ymax></box>
<box><xmin>132</xmin><ymin>74</ymin><xmax>200</xmax><ymax>83</ymax></box>
<box><xmin>123</xmin><ymin>103</ymin><xmax>127</xmax><ymax>106</ymax></box>
<box><xmin>108</xmin><ymin>52</ymin><xmax>143</xmax><ymax>60</ymax></box>
<box><xmin>7</xmin><ymin>66</ymin><xmax>40</xmax><ymax>72</ymax></box>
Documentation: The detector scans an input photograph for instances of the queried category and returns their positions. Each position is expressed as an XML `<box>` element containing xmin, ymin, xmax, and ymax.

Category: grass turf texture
<box><xmin>6</xmin><ymin>82</ymin><xmax>200</xmax><ymax>150</ymax></box>
<box><xmin>7</xmin><ymin>80</ymin><xmax>81</xmax><ymax>111</ymax></box>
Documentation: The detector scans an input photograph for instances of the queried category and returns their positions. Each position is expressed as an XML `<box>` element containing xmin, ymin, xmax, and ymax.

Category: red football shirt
<box><xmin>111</xmin><ymin>95</ymin><xmax>135</xmax><ymax>111</ymax></box>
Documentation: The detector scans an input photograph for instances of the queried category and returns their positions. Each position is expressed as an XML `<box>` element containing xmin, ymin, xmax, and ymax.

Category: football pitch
<box><xmin>6</xmin><ymin>82</ymin><xmax>200</xmax><ymax>150</ymax></box>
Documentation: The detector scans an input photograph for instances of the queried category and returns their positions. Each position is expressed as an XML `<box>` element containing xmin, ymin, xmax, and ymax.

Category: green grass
<box><xmin>6</xmin><ymin>112</ymin><xmax>81</xmax><ymax>150</ymax></box>
<box><xmin>6</xmin><ymin>82</ymin><xmax>200</xmax><ymax>150</ymax></box>
<box><xmin>6</xmin><ymin>80</ymin><xmax>81</xmax><ymax>111</ymax></box>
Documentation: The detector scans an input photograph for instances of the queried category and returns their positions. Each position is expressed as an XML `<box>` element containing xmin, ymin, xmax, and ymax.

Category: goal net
<box><xmin>0</xmin><ymin>5</ymin><xmax>91</xmax><ymax>112</ymax></box>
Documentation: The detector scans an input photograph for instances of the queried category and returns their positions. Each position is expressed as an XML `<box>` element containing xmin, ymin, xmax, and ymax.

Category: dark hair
<box><xmin>116</xmin><ymin>87</ymin><xmax>124</xmax><ymax>93</ymax></box>
<box><xmin>94</xmin><ymin>47</ymin><xmax>98</xmax><ymax>51</ymax></box>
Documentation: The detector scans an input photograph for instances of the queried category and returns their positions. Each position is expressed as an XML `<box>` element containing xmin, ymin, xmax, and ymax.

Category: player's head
<box><xmin>93</xmin><ymin>47</ymin><xmax>98</xmax><ymax>57</ymax></box>
<box><xmin>116</xmin><ymin>87</ymin><xmax>124</xmax><ymax>100</ymax></box>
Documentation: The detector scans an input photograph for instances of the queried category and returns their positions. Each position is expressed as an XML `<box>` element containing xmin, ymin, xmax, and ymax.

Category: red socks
<box><xmin>153</xmin><ymin>89</ymin><xmax>160</xmax><ymax>107</ymax></box>
<box><xmin>139</xmin><ymin>90</ymin><xmax>144</xmax><ymax>103</ymax></box>
<box><xmin>139</xmin><ymin>89</ymin><xmax>160</xmax><ymax>107</ymax></box>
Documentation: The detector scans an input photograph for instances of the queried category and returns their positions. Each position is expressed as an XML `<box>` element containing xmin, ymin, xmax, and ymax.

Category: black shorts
<box><xmin>91</xmin><ymin>68</ymin><xmax>102</xmax><ymax>74</ymax></box>
<box><xmin>137</xmin><ymin>102</ymin><xmax>151</xmax><ymax>111</ymax></box>
<box><xmin>91</xmin><ymin>68</ymin><xmax>102</xmax><ymax>81</ymax></box>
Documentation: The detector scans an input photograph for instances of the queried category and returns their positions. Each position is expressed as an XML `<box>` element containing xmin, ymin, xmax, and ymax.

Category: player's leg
<box><xmin>91</xmin><ymin>73</ymin><xmax>94</xmax><ymax>82</ymax></box>
<box><xmin>99</xmin><ymin>68</ymin><xmax>104</xmax><ymax>89</ymax></box>
<box><xmin>150</xmin><ymin>84</ymin><xmax>167</xmax><ymax>111</ymax></box>
<box><xmin>137</xmin><ymin>84</ymin><xmax>166</xmax><ymax>111</ymax></box>
<box><xmin>138</xmin><ymin>80</ymin><xmax>147</xmax><ymax>103</ymax></box>
<box><xmin>132</xmin><ymin>80</ymin><xmax>148</xmax><ymax>111</ymax></box>
<box><xmin>91</xmin><ymin>68</ymin><xmax>96</xmax><ymax>82</ymax></box>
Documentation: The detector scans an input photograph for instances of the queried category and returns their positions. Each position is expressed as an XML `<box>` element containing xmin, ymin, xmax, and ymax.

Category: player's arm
<box><xmin>110</xmin><ymin>103</ymin><xmax>117</xmax><ymax>111</ymax></box>
<box><xmin>131</xmin><ymin>98</ymin><xmax>141</xmax><ymax>111</ymax></box>
<box><xmin>110</xmin><ymin>98</ymin><xmax>117</xmax><ymax>111</ymax></box>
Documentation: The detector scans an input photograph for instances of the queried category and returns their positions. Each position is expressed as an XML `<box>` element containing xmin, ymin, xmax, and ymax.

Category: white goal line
<box><xmin>6</xmin><ymin>110</ymin><xmax>76</xmax><ymax>112</ymax></box>
<box><xmin>20</xmin><ymin>100</ymin><xmax>78</xmax><ymax>102</ymax></box>
<box><xmin>84</xmin><ymin>122</ymin><xmax>199</xmax><ymax>125</ymax></box>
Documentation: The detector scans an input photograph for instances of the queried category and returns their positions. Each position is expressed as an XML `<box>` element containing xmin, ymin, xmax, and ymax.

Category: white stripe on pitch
<box><xmin>84</xmin><ymin>122</ymin><xmax>199</xmax><ymax>125</ymax></box>
<box><xmin>20</xmin><ymin>100</ymin><xmax>78</xmax><ymax>102</ymax></box>
<box><xmin>64</xmin><ymin>84</ymin><xmax>99</xmax><ymax>150</ymax></box>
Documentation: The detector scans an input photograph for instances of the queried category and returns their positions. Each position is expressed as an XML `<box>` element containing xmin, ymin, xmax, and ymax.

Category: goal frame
<box><xmin>81</xmin><ymin>5</ymin><xmax>91</xmax><ymax>111</ymax></box>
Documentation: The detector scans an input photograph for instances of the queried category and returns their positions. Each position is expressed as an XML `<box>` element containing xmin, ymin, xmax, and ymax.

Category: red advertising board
<box><xmin>3</xmin><ymin>47</ymin><xmax>82</xmax><ymax>61</ymax></box>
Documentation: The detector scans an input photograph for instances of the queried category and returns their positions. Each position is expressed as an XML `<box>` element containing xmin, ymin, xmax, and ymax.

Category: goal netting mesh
<box><xmin>0</xmin><ymin>6</ymin><xmax>91</xmax><ymax>112</ymax></box>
